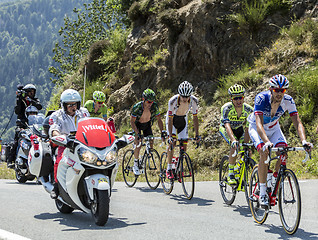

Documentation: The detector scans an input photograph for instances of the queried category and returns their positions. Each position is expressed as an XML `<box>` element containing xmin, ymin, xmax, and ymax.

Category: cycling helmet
<box><xmin>269</xmin><ymin>74</ymin><xmax>289</xmax><ymax>89</ymax></box>
<box><xmin>228</xmin><ymin>84</ymin><xmax>245</xmax><ymax>96</ymax></box>
<box><xmin>178</xmin><ymin>81</ymin><xmax>193</xmax><ymax>97</ymax></box>
<box><xmin>23</xmin><ymin>84</ymin><xmax>36</xmax><ymax>94</ymax></box>
<box><xmin>93</xmin><ymin>91</ymin><xmax>106</xmax><ymax>102</ymax></box>
<box><xmin>25</xmin><ymin>106</ymin><xmax>38</xmax><ymax>116</ymax></box>
<box><xmin>60</xmin><ymin>89</ymin><xmax>81</xmax><ymax>111</ymax></box>
<box><xmin>142</xmin><ymin>89</ymin><xmax>156</xmax><ymax>101</ymax></box>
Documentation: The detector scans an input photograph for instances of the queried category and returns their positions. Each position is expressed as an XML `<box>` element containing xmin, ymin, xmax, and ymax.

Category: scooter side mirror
<box><xmin>116</xmin><ymin>134</ymin><xmax>135</xmax><ymax>150</ymax></box>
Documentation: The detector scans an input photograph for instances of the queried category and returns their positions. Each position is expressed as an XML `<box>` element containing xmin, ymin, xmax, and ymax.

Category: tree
<box><xmin>49</xmin><ymin>0</ymin><xmax>130</xmax><ymax>84</ymax></box>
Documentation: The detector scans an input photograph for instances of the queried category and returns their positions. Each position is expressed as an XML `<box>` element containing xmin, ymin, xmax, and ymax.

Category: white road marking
<box><xmin>0</xmin><ymin>229</ymin><xmax>32</xmax><ymax>240</ymax></box>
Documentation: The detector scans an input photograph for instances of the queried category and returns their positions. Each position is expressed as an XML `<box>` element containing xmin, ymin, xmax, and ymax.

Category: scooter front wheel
<box><xmin>91</xmin><ymin>189</ymin><xmax>109</xmax><ymax>226</ymax></box>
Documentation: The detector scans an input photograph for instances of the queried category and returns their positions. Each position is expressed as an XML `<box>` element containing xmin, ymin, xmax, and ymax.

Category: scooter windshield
<box><xmin>76</xmin><ymin>118</ymin><xmax>116</xmax><ymax>148</ymax></box>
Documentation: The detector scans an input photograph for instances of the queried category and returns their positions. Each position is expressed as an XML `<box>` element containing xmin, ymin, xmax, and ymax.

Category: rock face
<box><xmin>109</xmin><ymin>0</ymin><xmax>318</xmax><ymax>126</ymax></box>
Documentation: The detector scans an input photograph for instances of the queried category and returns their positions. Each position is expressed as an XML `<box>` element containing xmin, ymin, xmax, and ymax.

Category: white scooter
<box><xmin>48</xmin><ymin>117</ymin><xmax>133</xmax><ymax>226</ymax></box>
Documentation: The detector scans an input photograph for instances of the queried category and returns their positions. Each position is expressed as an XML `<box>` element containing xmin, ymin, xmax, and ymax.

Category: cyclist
<box><xmin>49</xmin><ymin>89</ymin><xmax>90</xmax><ymax>199</ymax></box>
<box><xmin>84</xmin><ymin>91</ymin><xmax>108</xmax><ymax>121</ymax></box>
<box><xmin>219</xmin><ymin>84</ymin><xmax>253</xmax><ymax>185</ymax></box>
<box><xmin>84</xmin><ymin>91</ymin><xmax>116</xmax><ymax>133</ymax></box>
<box><xmin>247</xmin><ymin>74</ymin><xmax>312</xmax><ymax>208</ymax></box>
<box><xmin>130</xmin><ymin>88</ymin><xmax>165</xmax><ymax>175</ymax></box>
<box><xmin>166</xmin><ymin>81</ymin><xmax>201</xmax><ymax>179</ymax></box>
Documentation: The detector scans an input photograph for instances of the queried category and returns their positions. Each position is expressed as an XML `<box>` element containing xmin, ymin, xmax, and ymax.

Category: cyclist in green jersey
<box><xmin>84</xmin><ymin>91</ymin><xmax>108</xmax><ymax>121</ymax></box>
<box><xmin>130</xmin><ymin>89</ymin><xmax>166</xmax><ymax>175</ymax></box>
<box><xmin>219</xmin><ymin>84</ymin><xmax>253</xmax><ymax>185</ymax></box>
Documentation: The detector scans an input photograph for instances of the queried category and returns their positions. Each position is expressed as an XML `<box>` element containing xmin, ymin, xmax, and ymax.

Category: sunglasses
<box><xmin>97</xmin><ymin>101</ymin><xmax>104</xmax><ymax>104</ymax></box>
<box><xmin>67</xmin><ymin>103</ymin><xmax>77</xmax><ymax>107</ymax></box>
<box><xmin>146</xmin><ymin>100</ymin><xmax>153</xmax><ymax>104</ymax></box>
<box><xmin>272</xmin><ymin>88</ymin><xmax>286</xmax><ymax>93</ymax></box>
<box><xmin>232</xmin><ymin>96</ymin><xmax>244</xmax><ymax>100</ymax></box>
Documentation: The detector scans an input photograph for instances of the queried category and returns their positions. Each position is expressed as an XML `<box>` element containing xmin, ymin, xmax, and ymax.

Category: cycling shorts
<box><xmin>219</xmin><ymin>125</ymin><xmax>244</xmax><ymax>145</ymax></box>
<box><xmin>136</xmin><ymin>121</ymin><xmax>153</xmax><ymax>137</ymax></box>
<box><xmin>166</xmin><ymin>114</ymin><xmax>188</xmax><ymax>139</ymax></box>
<box><xmin>249</xmin><ymin>123</ymin><xmax>287</xmax><ymax>151</ymax></box>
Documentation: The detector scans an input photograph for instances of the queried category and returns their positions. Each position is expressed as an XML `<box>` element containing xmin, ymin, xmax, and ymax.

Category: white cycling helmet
<box><xmin>269</xmin><ymin>74</ymin><xmax>289</xmax><ymax>89</ymax></box>
<box><xmin>178</xmin><ymin>81</ymin><xmax>193</xmax><ymax>97</ymax></box>
<box><xmin>60</xmin><ymin>89</ymin><xmax>81</xmax><ymax>111</ymax></box>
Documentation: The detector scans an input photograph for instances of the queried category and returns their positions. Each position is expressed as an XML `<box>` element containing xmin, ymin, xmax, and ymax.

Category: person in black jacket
<box><xmin>7</xmin><ymin>83</ymin><xmax>42</xmax><ymax>168</ymax></box>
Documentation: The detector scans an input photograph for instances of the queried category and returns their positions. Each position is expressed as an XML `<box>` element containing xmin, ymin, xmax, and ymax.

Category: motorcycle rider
<box><xmin>48</xmin><ymin>89</ymin><xmax>89</xmax><ymax>199</ymax></box>
<box><xmin>7</xmin><ymin>84</ymin><xmax>42</xmax><ymax>168</ymax></box>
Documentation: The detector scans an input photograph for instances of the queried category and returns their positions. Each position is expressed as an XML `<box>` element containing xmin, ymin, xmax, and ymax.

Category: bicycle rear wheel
<box><xmin>219</xmin><ymin>155</ymin><xmax>236</xmax><ymax>205</ymax></box>
<box><xmin>159</xmin><ymin>152</ymin><xmax>173</xmax><ymax>194</ymax></box>
<box><xmin>122</xmin><ymin>149</ymin><xmax>138</xmax><ymax>187</ymax></box>
<box><xmin>278</xmin><ymin>169</ymin><xmax>301</xmax><ymax>235</ymax></box>
<box><xmin>180</xmin><ymin>152</ymin><xmax>195</xmax><ymax>200</ymax></box>
<box><xmin>144</xmin><ymin>149</ymin><xmax>161</xmax><ymax>189</ymax></box>
<box><xmin>249</xmin><ymin>165</ymin><xmax>268</xmax><ymax>224</ymax></box>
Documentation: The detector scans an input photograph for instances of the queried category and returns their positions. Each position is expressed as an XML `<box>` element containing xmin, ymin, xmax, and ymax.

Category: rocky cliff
<box><xmin>107</xmin><ymin>0</ymin><xmax>318</xmax><ymax>126</ymax></box>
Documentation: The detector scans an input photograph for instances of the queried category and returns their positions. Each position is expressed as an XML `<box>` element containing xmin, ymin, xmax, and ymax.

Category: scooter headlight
<box><xmin>78</xmin><ymin>148</ymin><xmax>98</xmax><ymax>165</ymax></box>
<box><xmin>105</xmin><ymin>149</ymin><xmax>117</xmax><ymax>165</ymax></box>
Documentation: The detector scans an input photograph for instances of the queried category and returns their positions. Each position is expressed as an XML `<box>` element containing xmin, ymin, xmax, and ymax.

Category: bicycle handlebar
<box><xmin>265</xmin><ymin>146</ymin><xmax>312</xmax><ymax>164</ymax></box>
<box><xmin>231</xmin><ymin>142</ymin><xmax>254</xmax><ymax>157</ymax></box>
<box><xmin>134</xmin><ymin>136</ymin><xmax>164</xmax><ymax>149</ymax></box>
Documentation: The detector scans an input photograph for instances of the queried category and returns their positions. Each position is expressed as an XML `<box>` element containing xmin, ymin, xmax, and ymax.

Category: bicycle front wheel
<box><xmin>249</xmin><ymin>165</ymin><xmax>268</xmax><ymax>224</ymax></box>
<box><xmin>243</xmin><ymin>157</ymin><xmax>256</xmax><ymax>205</ymax></box>
<box><xmin>219</xmin><ymin>155</ymin><xmax>236</xmax><ymax>205</ymax></box>
<box><xmin>144</xmin><ymin>149</ymin><xmax>161</xmax><ymax>189</ymax></box>
<box><xmin>122</xmin><ymin>149</ymin><xmax>138</xmax><ymax>187</ymax></box>
<box><xmin>180</xmin><ymin>152</ymin><xmax>195</xmax><ymax>200</ymax></box>
<box><xmin>159</xmin><ymin>152</ymin><xmax>173</xmax><ymax>195</ymax></box>
<box><xmin>278</xmin><ymin>169</ymin><xmax>301</xmax><ymax>235</ymax></box>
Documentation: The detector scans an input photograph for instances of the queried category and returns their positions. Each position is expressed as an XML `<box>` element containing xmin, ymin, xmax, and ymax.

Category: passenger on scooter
<box><xmin>7</xmin><ymin>84</ymin><xmax>42</xmax><ymax>169</ymax></box>
<box><xmin>48</xmin><ymin>89</ymin><xmax>89</xmax><ymax>199</ymax></box>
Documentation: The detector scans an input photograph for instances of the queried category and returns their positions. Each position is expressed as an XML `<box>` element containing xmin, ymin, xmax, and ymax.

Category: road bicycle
<box><xmin>219</xmin><ymin>142</ymin><xmax>256</xmax><ymax>205</ymax></box>
<box><xmin>159</xmin><ymin>138</ymin><xmax>197</xmax><ymax>200</ymax></box>
<box><xmin>122</xmin><ymin>136</ymin><xmax>162</xmax><ymax>189</ymax></box>
<box><xmin>249</xmin><ymin>146</ymin><xmax>311</xmax><ymax>235</ymax></box>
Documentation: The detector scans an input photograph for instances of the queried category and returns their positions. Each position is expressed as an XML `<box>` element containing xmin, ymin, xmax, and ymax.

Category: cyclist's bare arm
<box><xmin>243</xmin><ymin>127</ymin><xmax>250</xmax><ymax>143</ymax></box>
<box><xmin>224</xmin><ymin>123</ymin><xmax>236</xmax><ymax>143</ymax></box>
<box><xmin>193</xmin><ymin>114</ymin><xmax>199</xmax><ymax>137</ymax></box>
<box><xmin>290</xmin><ymin>114</ymin><xmax>306</xmax><ymax>143</ymax></box>
<box><xmin>168</xmin><ymin>116</ymin><xmax>173</xmax><ymax>139</ymax></box>
<box><xmin>156</xmin><ymin>114</ymin><xmax>164</xmax><ymax>132</ymax></box>
<box><xmin>130</xmin><ymin>116</ymin><xmax>139</xmax><ymax>135</ymax></box>
<box><xmin>255</xmin><ymin>114</ymin><xmax>270</xmax><ymax>144</ymax></box>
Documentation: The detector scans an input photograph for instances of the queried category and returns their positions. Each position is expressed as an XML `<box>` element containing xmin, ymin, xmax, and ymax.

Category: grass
<box><xmin>0</xmin><ymin>162</ymin><xmax>15</xmax><ymax>179</ymax></box>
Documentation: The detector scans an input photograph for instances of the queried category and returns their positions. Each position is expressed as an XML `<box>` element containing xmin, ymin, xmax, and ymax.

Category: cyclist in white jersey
<box><xmin>165</xmin><ymin>81</ymin><xmax>201</xmax><ymax>179</ymax></box>
<box><xmin>247</xmin><ymin>74</ymin><xmax>312</xmax><ymax>208</ymax></box>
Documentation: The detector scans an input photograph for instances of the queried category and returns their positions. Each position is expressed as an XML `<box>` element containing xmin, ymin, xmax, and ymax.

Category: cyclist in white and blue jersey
<box><xmin>248</xmin><ymin>74</ymin><xmax>312</xmax><ymax>208</ymax></box>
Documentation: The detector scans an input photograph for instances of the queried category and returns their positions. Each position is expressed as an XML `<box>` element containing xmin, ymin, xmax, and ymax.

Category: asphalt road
<box><xmin>0</xmin><ymin>179</ymin><xmax>317</xmax><ymax>240</ymax></box>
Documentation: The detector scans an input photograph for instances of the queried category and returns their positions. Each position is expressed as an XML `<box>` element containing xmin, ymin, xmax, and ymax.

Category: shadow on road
<box><xmin>34</xmin><ymin>212</ymin><xmax>146</xmax><ymax>231</ymax></box>
<box><xmin>263</xmin><ymin>223</ymin><xmax>318</xmax><ymax>239</ymax></box>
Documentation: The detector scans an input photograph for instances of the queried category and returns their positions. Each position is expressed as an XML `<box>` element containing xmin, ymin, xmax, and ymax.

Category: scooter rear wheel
<box><xmin>55</xmin><ymin>199</ymin><xmax>74</xmax><ymax>214</ymax></box>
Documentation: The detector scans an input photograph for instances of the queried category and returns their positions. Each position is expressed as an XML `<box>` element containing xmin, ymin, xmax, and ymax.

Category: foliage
<box><xmin>49</xmin><ymin>0</ymin><xmax>129</xmax><ymax>84</ymax></box>
<box><xmin>228</xmin><ymin>0</ymin><xmax>291</xmax><ymax>32</ymax></box>
<box><xmin>131</xmin><ymin>48</ymin><xmax>169</xmax><ymax>73</ymax></box>
<box><xmin>0</xmin><ymin>0</ymin><xmax>89</xmax><ymax>142</ymax></box>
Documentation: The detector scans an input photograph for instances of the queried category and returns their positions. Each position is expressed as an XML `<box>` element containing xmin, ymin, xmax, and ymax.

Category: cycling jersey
<box><xmin>165</xmin><ymin>95</ymin><xmax>199</xmax><ymax>139</ymax></box>
<box><xmin>131</xmin><ymin>101</ymin><xmax>160</xmax><ymax>123</ymax></box>
<box><xmin>166</xmin><ymin>95</ymin><xmax>199</xmax><ymax>117</ymax></box>
<box><xmin>220</xmin><ymin>102</ymin><xmax>253</xmax><ymax>129</ymax></box>
<box><xmin>84</xmin><ymin>100</ymin><xmax>107</xmax><ymax>119</ymax></box>
<box><xmin>247</xmin><ymin>90</ymin><xmax>298</xmax><ymax>129</ymax></box>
